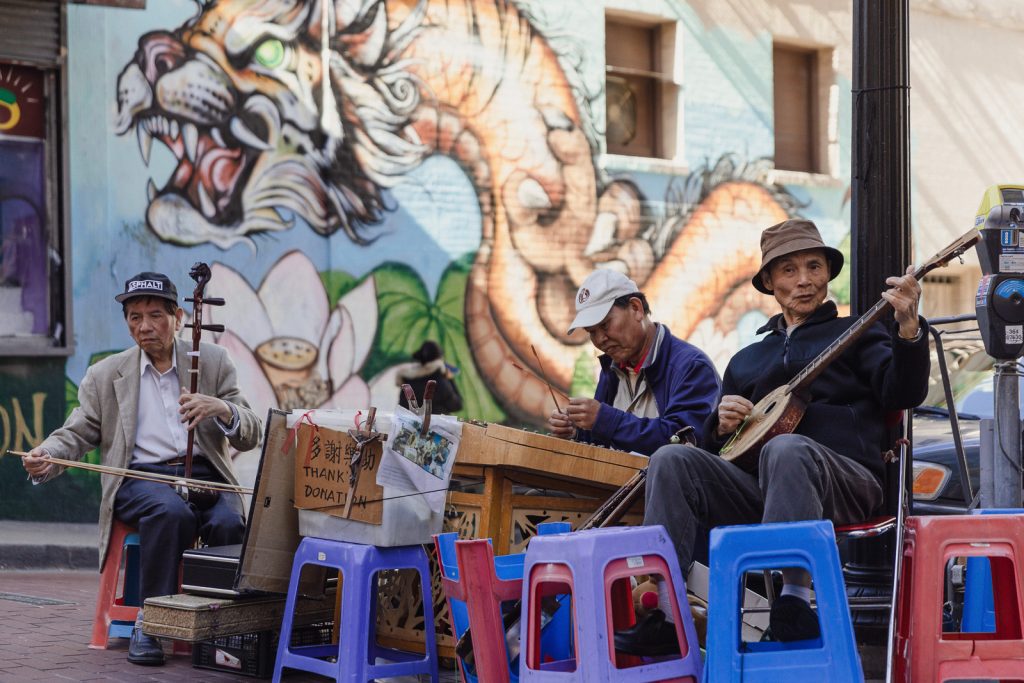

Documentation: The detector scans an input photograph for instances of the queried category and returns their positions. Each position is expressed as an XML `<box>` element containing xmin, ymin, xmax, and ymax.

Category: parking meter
<box><xmin>975</xmin><ymin>184</ymin><xmax>1024</xmax><ymax>360</ymax></box>
<box><xmin>973</xmin><ymin>184</ymin><xmax>1024</xmax><ymax>509</ymax></box>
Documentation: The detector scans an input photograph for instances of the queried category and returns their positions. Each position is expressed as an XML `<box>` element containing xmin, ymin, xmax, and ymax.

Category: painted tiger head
<box><xmin>114</xmin><ymin>0</ymin><xmax>427</xmax><ymax>248</ymax></box>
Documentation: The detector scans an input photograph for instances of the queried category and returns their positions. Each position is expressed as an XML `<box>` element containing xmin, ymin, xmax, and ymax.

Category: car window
<box><xmin>923</xmin><ymin>331</ymin><xmax>1024</xmax><ymax>419</ymax></box>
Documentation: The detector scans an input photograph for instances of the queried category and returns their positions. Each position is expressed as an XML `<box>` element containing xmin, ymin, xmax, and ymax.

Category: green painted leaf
<box><xmin>831</xmin><ymin>232</ymin><xmax>852</xmax><ymax>305</ymax></box>
<box><xmin>320</xmin><ymin>271</ymin><xmax>361</xmax><ymax>309</ymax></box>
<box><xmin>433</xmin><ymin>258</ymin><xmax>506</xmax><ymax>423</ymax></box>
<box><xmin>362</xmin><ymin>257</ymin><xmax>506</xmax><ymax>423</ymax></box>
<box><xmin>570</xmin><ymin>350</ymin><xmax>599</xmax><ymax>397</ymax></box>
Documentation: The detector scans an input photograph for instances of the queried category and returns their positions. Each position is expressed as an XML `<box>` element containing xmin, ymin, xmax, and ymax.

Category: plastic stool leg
<box><xmin>90</xmin><ymin>524</ymin><xmax>139</xmax><ymax>650</ymax></box>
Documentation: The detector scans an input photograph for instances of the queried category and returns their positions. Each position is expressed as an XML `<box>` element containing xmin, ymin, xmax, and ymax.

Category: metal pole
<box><xmin>850</xmin><ymin>0</ymin><xmax>912</xmax><ymax>316</ymax></box>
<box><xmin>991</xmin><ymin>361</ymin><xmax>1023</xmax><ymax>508</ymax></box>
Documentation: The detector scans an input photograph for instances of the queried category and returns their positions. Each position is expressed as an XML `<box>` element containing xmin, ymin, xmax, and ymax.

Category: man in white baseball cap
<box><xmin>548</xmin><ymin>269</ymin><xmax>720</xmax><ymax>455</ymax></box>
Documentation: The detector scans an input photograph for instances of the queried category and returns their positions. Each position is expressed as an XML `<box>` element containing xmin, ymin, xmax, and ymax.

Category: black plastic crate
<box><xmin>192</xmin><ymin>621</ymin><xmax>334</xmax><ymax>678</ymax></box>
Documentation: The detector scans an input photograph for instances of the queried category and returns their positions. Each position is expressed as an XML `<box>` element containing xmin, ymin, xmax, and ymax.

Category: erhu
<box><xmin>178</xmin><ymin>261</ymin><xmax>227</xmax><ymax>509</ymax></box>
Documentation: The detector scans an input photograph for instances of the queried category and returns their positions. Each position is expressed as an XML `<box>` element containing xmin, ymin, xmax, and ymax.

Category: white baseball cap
<box><xmin>567</xmin><ymin>269</ymin><xmax>640</xmax><ymax>334</ymax></box>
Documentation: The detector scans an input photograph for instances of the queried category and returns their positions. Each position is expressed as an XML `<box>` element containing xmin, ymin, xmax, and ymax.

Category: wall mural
<box><xmin>102</xmin><ymin>0</ymin><xmax>820</xmax><ymax>467</ymax></box>
<box><xmin>0</xmin><ymin>0</ymin><xmax>856</xmax><ymax>522</ymax></box>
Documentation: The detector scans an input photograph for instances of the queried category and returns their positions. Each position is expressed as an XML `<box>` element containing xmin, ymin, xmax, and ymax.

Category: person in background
<box><xmin>396</xmin><ymin>340</ymin><xmax>463</xmax><ymax>414</ymax></box>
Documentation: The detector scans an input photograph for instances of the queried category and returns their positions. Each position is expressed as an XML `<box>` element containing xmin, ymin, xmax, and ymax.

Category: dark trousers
<box><xmin>114</xmin><ymin>459</ymin><xmax>244</xmax><ymax>601</ymax></box>
<box><xmin>643</xmin><ymin>433</ymin><xmax>883</xmax><ymax>571</ymax></box>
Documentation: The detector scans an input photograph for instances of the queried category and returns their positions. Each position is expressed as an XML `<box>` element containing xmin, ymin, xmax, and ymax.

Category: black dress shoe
<box><xmin>768</xmin><ymin>595</ymin><xmax>820</xmax><ymax>642</ymax></box>
<box><xmin>613</xmin><ymin>609</ymin><xmax>681</xmax><ymax>657</ymax></box>
<box><xmin>127</xmin><ymin>626</ymin><xmax>165</xmax><ymax>666</ymax></box>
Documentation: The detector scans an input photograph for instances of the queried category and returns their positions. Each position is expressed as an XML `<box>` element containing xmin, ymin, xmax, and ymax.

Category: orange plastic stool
<box><xmin>89</xmin><ymin>520</ymin><xmax>141</xmax><ymax>649</ymax></box>
<box><xmin>894</xmin><ymin>514</ymin><xmax>1024</xmax><ymax>681</ymax></box>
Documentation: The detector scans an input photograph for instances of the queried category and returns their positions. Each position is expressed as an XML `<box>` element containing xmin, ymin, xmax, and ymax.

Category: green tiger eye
<box><xmin>254</xmin><ymin>39</ymin><xmax>285</xmax><ymax>69</ymax></box>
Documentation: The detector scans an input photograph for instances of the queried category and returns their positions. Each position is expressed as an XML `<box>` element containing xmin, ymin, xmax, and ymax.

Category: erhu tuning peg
<box><xmin>186</xmin><ymin>296</ymin><xmax>225</xmax><ymax>306</ymax></box>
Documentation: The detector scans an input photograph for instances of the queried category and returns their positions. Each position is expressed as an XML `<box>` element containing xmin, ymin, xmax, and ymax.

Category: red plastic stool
<box><xmin>436</xmin><ymin>538</ymin><xmax>523</xmax><ymax>683</ymax></box>
<box><xmin>894</xmin><ymin>514</ymin><xmax>1024</xmax><ymax>681</ymax></box>
<box><xmin>89</xmin><ymin>520</ymin><xmax>141</xmax><ymax>649</ymax></box>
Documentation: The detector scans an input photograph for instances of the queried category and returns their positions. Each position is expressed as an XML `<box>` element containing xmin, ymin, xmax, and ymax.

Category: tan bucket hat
<box><xmin>752</xmin><ymin>219</ymin><xmax>844</xmax><ymax>294</ymax></box>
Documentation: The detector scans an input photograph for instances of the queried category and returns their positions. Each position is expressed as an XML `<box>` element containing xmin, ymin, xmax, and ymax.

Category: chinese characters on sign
<box><xmin>293</xmin><ymin>424</ymin><xmax>384</xmax><ymax>525</ymax></box>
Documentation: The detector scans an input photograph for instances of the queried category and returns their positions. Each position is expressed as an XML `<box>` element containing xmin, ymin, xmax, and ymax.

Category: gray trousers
<box><xmin>643</xmin><ymin>433</ymin><xmax>883</xmax><ymax>571</ymax></box>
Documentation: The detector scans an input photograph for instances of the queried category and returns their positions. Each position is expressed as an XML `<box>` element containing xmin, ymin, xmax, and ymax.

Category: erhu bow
<box><xmin>2</xmin><ymin>449</ymin><xmax>251</xmax><ymax>495</ymax></box>
<box><xmin>180</xmin><ymin>262</ymin><xmax>226</xmax><ymax>509</ymax></box>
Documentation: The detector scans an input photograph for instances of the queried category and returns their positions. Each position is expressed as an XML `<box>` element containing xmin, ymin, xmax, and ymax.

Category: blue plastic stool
<box><xmin>520</xmin><ymin>525</ymin><xmax>703</xmax><ymax>682</ymax></box>
<box><xmin>705</xmin><ymin>520</ymin><xmax>862</xmax><ymax>682</ymax></box>
<box><xmin>962</xmin><ymin>508</ymin><xmax>1024</xmax><ymax>633</ymax></box>
<box><xmin>435</xmin><ymin>522</ymin><xmax>572</xmax><ymax>682</ymax></box>
<box><xmin>272</xmin><ymin>537</ymin><xmax>438</xmax><ymax>683</ymax></box>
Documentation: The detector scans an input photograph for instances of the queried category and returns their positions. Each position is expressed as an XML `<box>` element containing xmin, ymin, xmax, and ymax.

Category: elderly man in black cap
<box><xmin>22</xmin><ymin>272</ymin><xmax>260</xmax><ymax>666</ymax></box>
<box><xmin>615</xmin><ymin>219</ymin><xmax>930</xmax><ymax>654</ymax></box>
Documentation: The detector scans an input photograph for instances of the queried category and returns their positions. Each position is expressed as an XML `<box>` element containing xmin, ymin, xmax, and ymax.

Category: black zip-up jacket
<box><xmin>703</xmin><ymin>301</ymin><xmax>930</xmax><ymax>480</ymax></box>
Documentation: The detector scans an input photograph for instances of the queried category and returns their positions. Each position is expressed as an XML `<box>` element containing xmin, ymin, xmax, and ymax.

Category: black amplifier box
<box><xmin>181</xmin><ymin>544</ymin><xmax>245</xmax><ymax>598</ymax></box>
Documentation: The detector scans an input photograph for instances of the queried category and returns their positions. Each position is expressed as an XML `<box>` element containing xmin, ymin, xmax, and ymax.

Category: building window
<box><xmin>1</xmin><ymin>64</ymin><xmax>54</xmax><ymax>343</ymax></box>
<box><xmin>0</xmin><ymin>0</ymin><xmax>70</xmax><ymax>354</ymax></box>
<box><xmin>773</xmin><ymin>43</ymin><xmax>823</xmax><ymax>174</ymax></box>
<box><xmin>606</xmin><ymin>18</ymin><xmax>667</xmax><ymax>159</ymax></box>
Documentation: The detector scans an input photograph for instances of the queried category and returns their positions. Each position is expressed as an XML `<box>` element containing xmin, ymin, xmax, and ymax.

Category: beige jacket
<box><xmin>37</xmin><ymin>338</ymin><xmax>261</xmax><ymax>568</ymax></box>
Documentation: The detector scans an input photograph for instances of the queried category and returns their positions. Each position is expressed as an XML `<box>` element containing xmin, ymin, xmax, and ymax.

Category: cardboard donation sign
<box><xmin>293</xmin><ymin>423</ymin><xmax>383</xmax><ymax>525</ymax></box>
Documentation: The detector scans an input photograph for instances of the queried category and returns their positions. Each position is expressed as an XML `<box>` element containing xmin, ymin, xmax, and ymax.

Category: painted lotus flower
<box><xmin>196</xmin><ymin>251</ymin><xmax>377</xmax><ymax>421</ymax></box>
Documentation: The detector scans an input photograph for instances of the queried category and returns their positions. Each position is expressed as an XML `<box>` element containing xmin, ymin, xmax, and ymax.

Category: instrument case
<box><xmin>181</xmin><ymin>544</ymin><xmax>244</xmax><ymax>598</ymax></box>
<box><xmin>180</xmin><ymin>409</ymin><xmax>326</xmax><ymax>599</ymax></box>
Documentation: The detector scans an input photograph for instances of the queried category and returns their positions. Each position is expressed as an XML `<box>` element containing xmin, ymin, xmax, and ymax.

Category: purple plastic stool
<box><xmin>272</xmin><ymin>537</ymin><xmax>439</xmax><ymax>683</ymax></box>
<box><xmin>520</xmin><ymin>525</ymin><xmax>703</xmax><ymax>682</ymax></box>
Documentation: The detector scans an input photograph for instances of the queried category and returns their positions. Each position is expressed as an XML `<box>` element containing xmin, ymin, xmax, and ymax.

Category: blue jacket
<box><xmin>703</xmin><ymin>301</ymin><xmax>930</xmax><ymax>480</ymax></box>
<box><xmin>576</xmin><ymin>325</ymin><xmax>720</xmax><ymax>455</ymax></box>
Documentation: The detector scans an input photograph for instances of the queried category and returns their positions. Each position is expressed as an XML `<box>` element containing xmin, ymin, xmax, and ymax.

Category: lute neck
<box><xmin>787</xmin><ymin>259</ymin><xmax>935</xmax><ymax>394</ymax></box>
<box><xmin>787</xmin><ymin>296</ymin><xmax>892</xmax><ymax>393</ymax></box>
<box><xmin>782</xmin><ymin>225</ymin><xmax>980</xmax><ymax>397</ymax></box>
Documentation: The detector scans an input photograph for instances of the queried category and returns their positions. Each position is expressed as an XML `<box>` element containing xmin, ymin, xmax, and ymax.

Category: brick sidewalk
<box><xmin>0</xmin><ymin>570</ymin><xmax>453</xmax><ymax>682</ymax></box>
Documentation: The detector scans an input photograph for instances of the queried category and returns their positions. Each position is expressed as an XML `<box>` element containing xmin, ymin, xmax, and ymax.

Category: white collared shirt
<box><xmin>132</xmin><ymin>350</ymin><xmax>191</xmax><ymax>465</ymax></box>
<box><xmin>131</xmin><ymin>349</ymin><xmax>240</xmax><ymax>465</ymax></box>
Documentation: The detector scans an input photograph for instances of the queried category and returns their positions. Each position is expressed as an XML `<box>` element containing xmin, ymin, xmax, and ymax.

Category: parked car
<box><xmin>911</xmin><ymin>324</ymin><xmax>1024</xmax><ymax>514</ymax></box>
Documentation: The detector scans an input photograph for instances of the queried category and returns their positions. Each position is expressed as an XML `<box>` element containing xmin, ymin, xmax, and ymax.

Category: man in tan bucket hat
<box><xmin>616</xmin><ymin>218</ymin><xmax>931</xmax><ymax>655</ymax></box>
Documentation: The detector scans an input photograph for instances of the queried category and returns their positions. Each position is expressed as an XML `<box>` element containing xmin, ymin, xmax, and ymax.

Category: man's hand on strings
<box><xmin>716</xmin><ymin>394</ymin><xmax>753</xmax><ymax>437</ymax></box>
<box><xmin>565</xmin><ymin>397</ymin><xmax>601</xmax><ymax>431</ymax></box>
<box><xmin>548</xmin><ymin>409</ymin><xmax>575</xmax><ymax>439</ymax></box>
<box><xmin>22</xmin><ymin>447</ymin><xmax>54</xmax><ymax>479</ymax></box>
<box><xmin>179</xmin><ymin>389</ymin><xmax>232</xmax><ymax>430</ymax></box>
<box><xmin>883</xmin><ymin>265</ymin><xmax>922</xmax><ymax>340</ymax></box>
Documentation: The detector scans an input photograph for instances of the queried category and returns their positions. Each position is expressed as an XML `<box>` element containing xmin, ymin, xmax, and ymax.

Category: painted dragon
<box><xmin>114</xmin><ymin>0</ymin><xmax>793</xmax><ymax>423</ymax></box>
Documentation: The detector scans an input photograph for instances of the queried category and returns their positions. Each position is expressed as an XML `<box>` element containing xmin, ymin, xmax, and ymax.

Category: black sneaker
<box><xmin>127</xmin><ymin>626</ymin><xmax>165</xmax><ymax>666</ymax></box>
<box><xmin>613</xmin><ymin>609</ymin><xmax>681</xmax><ymax>657</ymax></box>
<box><xmin>768</xmin><ymin>595</ymin><xmax>820</xmax><ymax>642</ymax></box>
